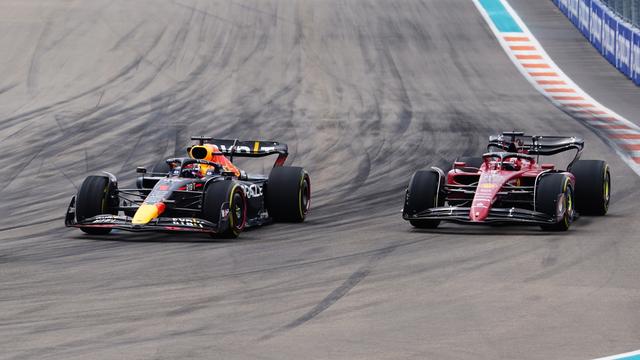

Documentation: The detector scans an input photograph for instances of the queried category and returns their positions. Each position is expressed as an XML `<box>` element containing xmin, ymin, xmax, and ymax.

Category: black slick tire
<box><xmin>570</xmin><ymin>160</ymin><xmax>610</xmax><ymax>216</ymax></box>
<box><xmin>403</xmin><ymin>170</ymin><xmax>443</xmax><ymax>229</ymax></box>
<box><xmin>535</xmin><ymin>173</ymin><xmax>574</xmax><ymax>231</ymax></box>
<box><xmin>76</xmin><ymin>176</ymin><xmax>116</xmax><ymax>235</ymax></box>
<box><xmin>202</xmin><ymin>180</ymin><xmax>246</xmax><ymax>238</ymax></box>
<box><xmin>266</xmin><ymin>166</ymin><xmax>310</xmax><ymax>222</ymax></box>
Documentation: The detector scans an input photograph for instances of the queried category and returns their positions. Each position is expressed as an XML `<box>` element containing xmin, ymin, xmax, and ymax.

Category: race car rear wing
<box><xmin>487</xmin><ymin>132</ymin><xmax>584</xmax><ymax>168</ymax></box>
<box><xmin>190</xmin><ymin>136</ymin><xmax>288</xmax><ymax>166</ymax></box>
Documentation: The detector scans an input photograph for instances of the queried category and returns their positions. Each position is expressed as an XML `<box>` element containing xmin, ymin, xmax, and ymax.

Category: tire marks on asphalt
<box><xmin>258</xmin><ymin>244</ymin><xmax>397</xmax><ymax>341</ymax></box>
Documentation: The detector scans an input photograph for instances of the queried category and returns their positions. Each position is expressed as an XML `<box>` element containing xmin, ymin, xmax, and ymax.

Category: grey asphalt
<box><xmin>0</xmin><ymin>1</ymin><xmax>639</xmax><ymax>359</ymax></box>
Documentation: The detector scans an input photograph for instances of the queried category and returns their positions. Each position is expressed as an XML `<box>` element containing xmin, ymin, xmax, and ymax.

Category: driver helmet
<box><xmin>503</xmin><ymin>158</ymin><xmax>521</xmax><ymax>171</ymax></box>
<box><xmin>181</xmin><ymin>163</ymin><xmax>203</xmax><ymax>178</ymax></box>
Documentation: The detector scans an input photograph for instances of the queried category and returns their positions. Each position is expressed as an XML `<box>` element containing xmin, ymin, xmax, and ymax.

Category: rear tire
<box><xmin>535</xmin><ymin>173</ymin><xmax>574</xmax><ymax>231</ymax></box>
<box><xmin>403</xmin><ymin>170</ymin><xmax>443</xmax><ymax>229</ymax></box>
<box><xmin>202</xmin><ymin>181</ymin><xmax>246</xmax><ymax>238</ymax></box>
<box><xmin>76</xmin><ymin>176</ymin><xmax>116</xmax><ymax>235</ymax></box>
<box><xmin>571</xmin><ymin>160</ymin><xmax>610</xmax><ymax>215</ymax></box>
<box><xmin>266</xmin><ymin>166</ymin><xmax>311</xmax><ymax>222</ymax></box>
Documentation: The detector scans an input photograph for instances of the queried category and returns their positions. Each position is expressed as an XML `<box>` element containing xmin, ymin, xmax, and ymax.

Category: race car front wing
<box><xmin>64</xmin><ymin>197</ymin><xmax>229</xmax><ymax>234</ymax></box>
<box><xmin>403</xmin><ymin>206</ymin><xmax>559</xmax><ymax>225</ymax></box>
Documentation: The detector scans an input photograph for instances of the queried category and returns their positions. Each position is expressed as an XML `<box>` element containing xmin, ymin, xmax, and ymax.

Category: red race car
<box><xmin>402</xmin><ymin>132</ymin><xmax>611</xmax><ymax>231</ymax></box>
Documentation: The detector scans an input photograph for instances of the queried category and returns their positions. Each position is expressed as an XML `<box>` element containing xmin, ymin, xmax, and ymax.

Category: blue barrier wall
<box><xmin>617</xmin><ymin>21</ymin><xmax>633</xmax><ymax>76</ymax></box>
<box><xmin>570</xmin><ymin>0</ymin><xmax>581</xmax><ymax>26</ymax></box>
<box><xmin>579</xmin><ymin>0</ymin><xmax>592</xmax><ymax>37</ymax></box>
<box><xmin>603</xmin><ymin>11</ymin><xmax>618</xmax><ymax>64</ymax></box>
<box><xmin>591</xmin><ymin>1</ymin><xmax>604</xmax><ymax>52</ymax></box>
<box><xmin>634</xmin><ymin>30</ymin><xmax>640</xmax><ymax>84</ymax></box>
<box><xmin>559</xmin><ymin>0</ymin><xmax>569</xmax><ymax>16</ymax></box>
<box><xmin>554</xmin><ymin>0</ymin><xmax>640</xmax><ymax>86</ymax></box>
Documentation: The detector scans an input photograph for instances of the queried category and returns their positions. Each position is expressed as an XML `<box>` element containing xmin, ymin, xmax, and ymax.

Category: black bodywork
<box><xmin>65</xmin><ymin>138</ymin><xmax>289</xmax><ymax>234</ymax></box>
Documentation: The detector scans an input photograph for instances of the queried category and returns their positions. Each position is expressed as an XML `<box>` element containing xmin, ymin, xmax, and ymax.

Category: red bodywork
<box><xmin>447</xmin><ymin>154</ymin><xmax>574</xmax><ymax>222</ymax></box>
<box><xmin>403</xmin><ymin>133</ymin><xmax>585</xmax><ymax>227</ymax></box>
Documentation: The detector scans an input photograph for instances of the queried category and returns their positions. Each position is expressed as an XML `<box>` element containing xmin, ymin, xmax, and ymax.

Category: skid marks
<box><xmin>258</xmin><ymin>245</ymin><xmax>397</xmax><ymax>341</ymax></box>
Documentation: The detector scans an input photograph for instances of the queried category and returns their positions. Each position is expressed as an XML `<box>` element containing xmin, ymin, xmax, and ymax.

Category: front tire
<box><xmin>571</xmin><ymin>160</ymin><xmax>610</xmax><ymax>215</ymax></box>
<box><xmin>203</xmin><ymin>181</ymin><xmax>247</xmax><ymax>238</ymax></box>
<box><xmin>266</xmin><ymin>166</ymin><xmax>311</xmax><ymax>222</ymax></box>
<box><xmin>76</xmin><ymin>176</ymin><xmax>116</xmax><ymax>235</ymax></box>
<box><xmin>403</xmin><ymin>170</ymin><xmax>443</xmax><ymax>229</ymax></box>
<box><xmin>536</xmin><ymin>173</ymin><xmax>574</xmax><ymax>231</ymax></box>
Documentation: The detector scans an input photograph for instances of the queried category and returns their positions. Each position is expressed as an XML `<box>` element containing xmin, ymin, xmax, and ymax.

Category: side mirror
<box><xmin>136</xmin><ymin>167</ymin><xmax>147</xmax><ymax>174</ymax></box>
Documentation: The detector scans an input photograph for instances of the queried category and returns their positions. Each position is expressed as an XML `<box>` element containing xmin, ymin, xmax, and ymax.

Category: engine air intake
<box><xmin>190</xmin><ymin>146</ymin><xmax>209</xmax><ymax>160</ymax></box>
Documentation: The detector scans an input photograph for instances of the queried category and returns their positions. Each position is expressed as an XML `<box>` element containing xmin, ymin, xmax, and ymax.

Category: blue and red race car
<box><xmin>66</xmin><ymin>136</ymin><xmax>310</xmax><ymax>238</ymax></box>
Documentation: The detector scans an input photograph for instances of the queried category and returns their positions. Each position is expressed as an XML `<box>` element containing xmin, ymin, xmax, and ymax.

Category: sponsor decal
<box><xmin>185</xmin><ymin>183</ymin><xmax>202</xmax><ymax>191</ymax></box>
<box><xmin>616</xmin><ymin>22</ymin><xmax>633</xmax><ymax>77</ymax></box>
<box><xmin>633</xmin><ymin>31</ymin><xmax>640</xmax><ymax>85</ymax></box>
<box><xmin>171</xmin><ymin>218</ymin><xmax>205</xmax><ymax>228</ymax></box>
<box><xmin>579</xmin><ymin>0</ymin><xmax>591</xmax><ymax>37</ymax></box>
<box><xmin>603</xmin><ymin>12</ymin><xmax>617</xmax><ymax>64</ymax></box>
<box><xmin>590</xmin><ymin>1</ymin><xmax>603</xmax><ymax>51</ymax></box>
<box><xmin>219</xmin><ymin>144</ymin><xmax>277</xmax><ymax>154</ymax></box>
<box><xmin>240</xmin><ymin>183</ymin><xmax>263</xmax><ymax>198</ymax></box>
<box><xmin>92</xmin><ymin>215</ymin><xmax>120</xmax><ymax>223</ymax></box>
<box><xmin>479</xmin><ymin>183</ymin><xmax>497</xmax><ymax>189</ymax></box>
<box><xmin>569</xmin><ymin>0</ymin><xmax>580</xmax><ymax>25</ymax></box>
<box><xmin>219</xmin><ymin>144</ymin><xmax>251</xmax><ymax>153</ymax></box>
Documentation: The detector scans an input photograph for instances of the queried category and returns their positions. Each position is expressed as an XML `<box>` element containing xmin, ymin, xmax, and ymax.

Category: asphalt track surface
<box><xmin>0</xmin><ymin>1</ymin><xmax>639</xmax><ymax>359</ymax></box>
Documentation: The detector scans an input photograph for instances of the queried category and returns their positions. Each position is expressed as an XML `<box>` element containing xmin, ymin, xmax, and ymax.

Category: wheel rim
<box><xmin>603</xmin><ymin>168</ymin><xmax>610</xmax><ymax>210</ymax></box>
<box><xmin>101</xmin><ymin>185</ymin><xmax>108</xmax><ymax>213</ymax></box>
<box><xmin>564</xmin><ymin>186</ymin><xmax>574</xmax><ymax>227</ymax></box>
<box><xmin>299</xmin><ymin>176</ymin><xmax>310</xmax><ymax>218</ymax></box>
<box><xmin>230</xmin><ymin>192</ymin><xmax>246</xmax><ymax>232</ymax></box>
